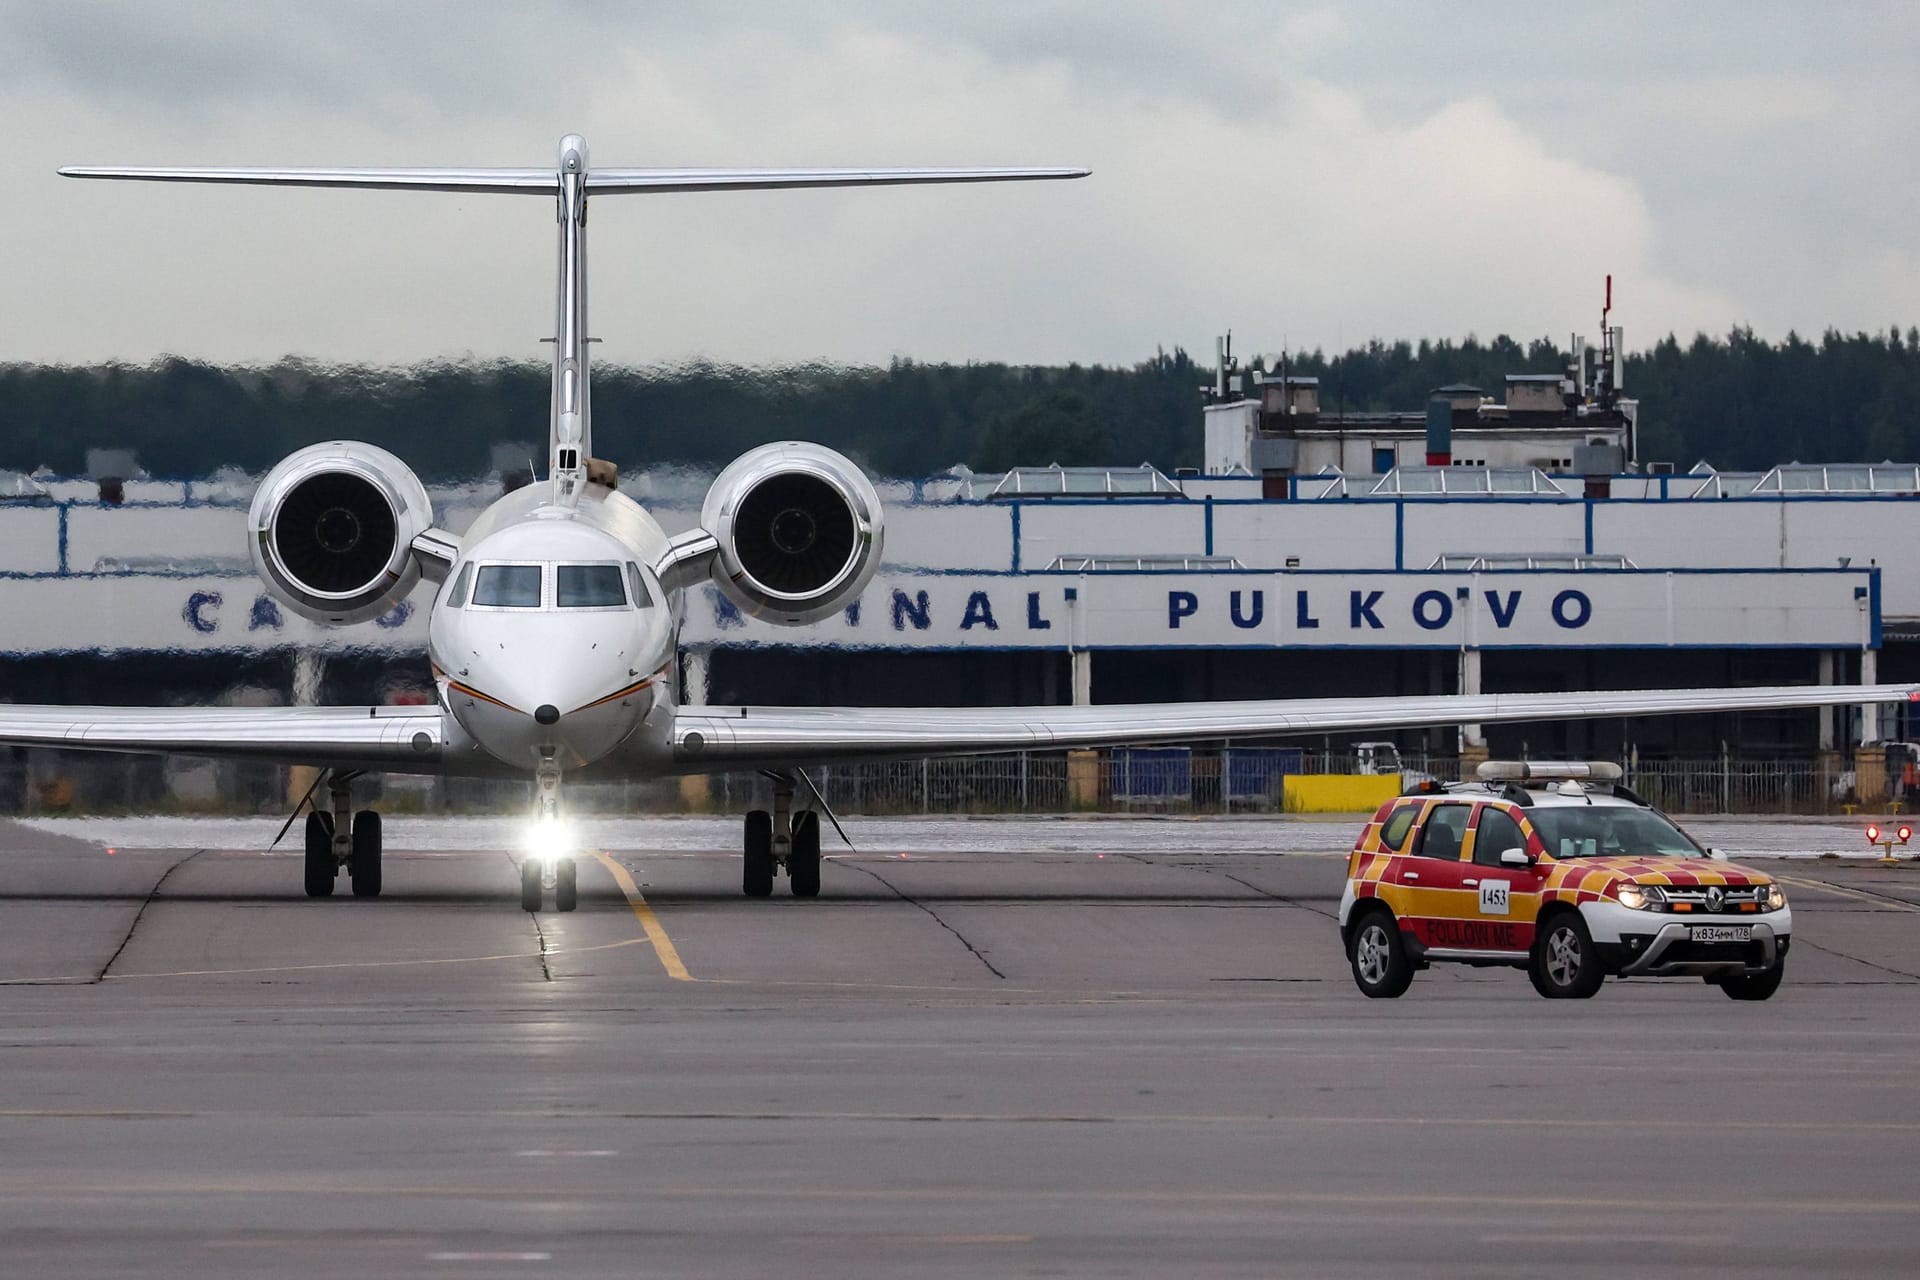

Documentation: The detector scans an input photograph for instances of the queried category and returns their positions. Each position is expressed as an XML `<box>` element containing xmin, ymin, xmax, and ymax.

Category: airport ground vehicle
<box><xmin>1338</xmin><ymin>762</ymin><xmax>1790</xmax><ymax>1000</ymax></box>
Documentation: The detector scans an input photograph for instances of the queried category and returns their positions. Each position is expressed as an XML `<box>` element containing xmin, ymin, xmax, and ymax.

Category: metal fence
<box><xmin>1620</xmin><ymin>759</ymin><xmax>1852</xmax><ymax>816</ymax></box>
<box><xmin>2</xmin><ymin>746</ymin><xmax>1878</xmax><ymax>818</ymax></box>
<box><xmin>0</xmin><ymin>744</ymin><xmax>1889</xmax><ymax>817</ymax></box>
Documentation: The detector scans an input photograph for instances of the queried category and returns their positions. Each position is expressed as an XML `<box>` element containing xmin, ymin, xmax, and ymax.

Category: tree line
<box><xmin>0</xmin><ymin>327</ymin><xmax>1914</xmax><ymax>480</ymax></box>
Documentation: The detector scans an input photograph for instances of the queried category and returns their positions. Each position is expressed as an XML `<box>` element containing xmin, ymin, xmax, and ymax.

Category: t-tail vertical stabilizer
<box><xmin>61</xmin><ymin>139</ymin><xmax>1090</xmax><ymax>496</ymax></box>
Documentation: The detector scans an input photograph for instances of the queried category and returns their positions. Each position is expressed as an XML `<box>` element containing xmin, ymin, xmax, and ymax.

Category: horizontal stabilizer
<box><xmin>58</xmin><ymin>166</ymin><xmax>557</xmax><ymax>192</ymax></box>
<box><xmin>585</xmin><ymin>166</ymin><xmax>1090</xmax><ymax>193</ymax></box>
<box><xmin>58</xmin><ymin>165</ymin><xmax>1090</xmax><ymax>195</ymax></box>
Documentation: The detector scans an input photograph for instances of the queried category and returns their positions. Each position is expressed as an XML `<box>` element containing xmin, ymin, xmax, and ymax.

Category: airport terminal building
<box><xmin>3</xmin><ymin>357</ymin><xmax>1917</xmax><ymax>800</ymax></box>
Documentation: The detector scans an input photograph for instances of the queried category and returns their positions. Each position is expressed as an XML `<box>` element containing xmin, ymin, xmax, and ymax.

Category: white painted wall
<box><xmin>0</xmin><ymin>508</ymin><xmax>63</xmax><ymax>573</ymax></box>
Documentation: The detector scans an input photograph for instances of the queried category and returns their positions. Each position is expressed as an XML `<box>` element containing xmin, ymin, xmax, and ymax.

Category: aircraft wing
<box><xmin>673</xmin><ymin>684</ymin><xmax>1920</xmax><ymax>770</ymax></box>
<box><xmin>0</xmin><ymin>705</ymin><xmax>444</xmax><ymax>772</ymax></box>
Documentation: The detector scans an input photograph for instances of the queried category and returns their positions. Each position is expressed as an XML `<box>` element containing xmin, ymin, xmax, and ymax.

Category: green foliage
<box><xmin>0</xmin><ymin>329</ymin><xmax>1912</xmax><ymax>479</ymax></box>
<box><xmin>973</xmin><ymin>389</ymin><xmax>1111</xmax><ymax>471</ymax></box>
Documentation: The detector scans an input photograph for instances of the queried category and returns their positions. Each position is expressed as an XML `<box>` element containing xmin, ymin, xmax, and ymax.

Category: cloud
<box><xmin>0</xmin><ymin>3</ymin><xmax>1909</xmax><ymax>369</ymax></box>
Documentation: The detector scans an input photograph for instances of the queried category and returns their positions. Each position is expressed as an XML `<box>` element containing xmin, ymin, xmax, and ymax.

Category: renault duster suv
<box><xmin>1338</xmin><ymin>762</ymin><xmax>1790</xmax><ymax>1000</ymax></box>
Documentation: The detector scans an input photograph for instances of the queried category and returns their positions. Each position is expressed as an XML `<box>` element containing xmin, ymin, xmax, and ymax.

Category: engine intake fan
<box><xmin>702</xmin><ymin>442</ymin><xmax>884</xmax><ymax>625</ymax></box>
<box><xmin>248</xmin><ymin>441</ymin><xmax>433</xmax><ymax>625</ymax></box>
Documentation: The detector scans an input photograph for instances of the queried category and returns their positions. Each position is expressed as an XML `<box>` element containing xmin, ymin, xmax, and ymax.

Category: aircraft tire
<box><xmin>350</xmin><ymin>810</ymin><xmax>382</xmax><ymax>898</ymax></box>
<box><xmin>555</xmin><ymin>856</ymin><xmax>578</xmax><ymax>913</ymax></box>
<box><xmin>790</xmin><ymin>811</ymin><xmax>821</xmax><ymax>898</ymax></box>
<box><xmin>520</xmin><ymin>857</ymin><xmax>543</xmax><ymax>912</ymax></box>
<box><xmin>743</xmin><ymin>810</ymin><xmax>774</xmax><ymax>897</ymax></box>
<box><xmin>303</xmin><ymin>811</ymin><xmax>335</xmax><ymax>898</ymax></box>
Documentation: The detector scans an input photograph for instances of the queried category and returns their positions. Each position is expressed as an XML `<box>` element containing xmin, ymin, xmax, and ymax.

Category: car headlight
<box><xmin>1616</xmin><ymin>882</ymin><xmax>1663</xmax><ymax>911</ymax></box>
<box><xmin>1763</xmin><ymin>882</ymin><xmax>1786</xmax><ymax>911</ymax></box>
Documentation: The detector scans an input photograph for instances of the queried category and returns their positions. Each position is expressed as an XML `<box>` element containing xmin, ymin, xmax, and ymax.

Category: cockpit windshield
<box><xmin>556</xmin><ymin>563</ymin><xmax>627</xmax><ymax>608</ymax></box>
<box><xmin>472</xmin><ymin>564</ymin><xmax>543</xmax><ymax>608</ymax></box>
<box><xmin>1529</xmin><ymin>807</ymin><xmax>1703</xmax><ymax>860</ymax></box>
<box><xmin>454</xmin><ymin>561</ymin><xmax>654</xmax><ymax>611</ymax></box>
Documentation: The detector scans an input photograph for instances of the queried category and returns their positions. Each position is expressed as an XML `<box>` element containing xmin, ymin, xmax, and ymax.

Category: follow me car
<box><xmin>1339</xmin><ymin>762</ymin><xmax>1790</xmax><ymax>1000</ymax></box>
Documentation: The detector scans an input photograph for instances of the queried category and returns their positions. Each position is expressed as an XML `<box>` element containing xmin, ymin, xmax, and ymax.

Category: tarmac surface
<box><xmin>3</xmin><ymin>813</ymin><xmax>1919</xmax><ymax>1277</ymax></box>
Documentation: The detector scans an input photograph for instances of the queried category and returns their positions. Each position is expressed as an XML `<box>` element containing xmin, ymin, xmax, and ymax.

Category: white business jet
<box><xmin>7</xmin><ymin>135</ymin><xmax>1907</xmax><ymax>910</ymax></box>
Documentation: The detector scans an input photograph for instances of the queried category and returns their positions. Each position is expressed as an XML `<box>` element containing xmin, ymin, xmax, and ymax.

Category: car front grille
<box><xmin>1658</xmin><ymin>884</ymin><xmax>1769</xmax><ymax>911</ymax></box>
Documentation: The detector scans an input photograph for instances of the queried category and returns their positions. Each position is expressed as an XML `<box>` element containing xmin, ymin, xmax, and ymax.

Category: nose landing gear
<box><xmin>520</xmin><ymin>756</ymin><xmax>579</xmax><ymax>913</ymax></box>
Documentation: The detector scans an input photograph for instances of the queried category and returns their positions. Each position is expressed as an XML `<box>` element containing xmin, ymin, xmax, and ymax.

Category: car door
<box><xmin>1463</xmin><ymin>805</ymin><xmax>1542</xmax><ymax>954</ymax></box>
<box><xmin>1395</xmin><ymin>800</ymin><xmax>1476</xmax><ymax>950</ymax></box>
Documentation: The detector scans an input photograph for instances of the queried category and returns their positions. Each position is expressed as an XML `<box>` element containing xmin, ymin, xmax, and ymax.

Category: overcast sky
<box><xmin>0</xmin><ymin>1</ymin><xmax>1913</xmax><ymax>369</ymax></box>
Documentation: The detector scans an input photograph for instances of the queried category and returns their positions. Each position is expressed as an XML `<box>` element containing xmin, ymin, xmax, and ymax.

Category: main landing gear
<box><xmin>742</xmin><ymin>773</ymin><xmax>821</xmax><ymax>899</ymax></box>
<box><xmin>303</xmin><ymin>772</ymin><xmax>382</xmax><ymax>899</ymax></box>
<box><xmin>521</xmin><ymin>756</ymin><xmax>578</xmax><ymax>914</ymax></box>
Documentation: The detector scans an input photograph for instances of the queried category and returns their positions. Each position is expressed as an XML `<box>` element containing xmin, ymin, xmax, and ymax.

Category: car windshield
<box><xmin>1529</xmin><ymin>806</ymin><xmax>1702</xmax><ymax>859</ymax></box>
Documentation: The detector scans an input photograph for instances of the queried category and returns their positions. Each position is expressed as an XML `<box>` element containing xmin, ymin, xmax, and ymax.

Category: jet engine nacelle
<box><xmin>248</xmin><ymin>441</ymin><xmax>434</xmax><ymax>625</ymax></box>
<box><xmin>700</xmin><ymin>442</ymin><xmax>884</xmax><ymax>625</ymax></box>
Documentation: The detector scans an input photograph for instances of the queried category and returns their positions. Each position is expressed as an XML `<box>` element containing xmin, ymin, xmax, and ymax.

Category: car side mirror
<box><xmin>1707</xmin><ymin>848</ymin><xmax>1728</xmax><ymax>862</ymax></box>
<box><xmin>1499</xmin><ymin>848</ymin><xmax>1534</xmax><ymax>868</ymax></box>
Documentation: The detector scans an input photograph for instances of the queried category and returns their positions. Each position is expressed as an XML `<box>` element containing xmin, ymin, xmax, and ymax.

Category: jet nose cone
<box><xmin>534</xmin><ymin>704</ymin><xmax>560</xmax><ymax>726</ymax></box>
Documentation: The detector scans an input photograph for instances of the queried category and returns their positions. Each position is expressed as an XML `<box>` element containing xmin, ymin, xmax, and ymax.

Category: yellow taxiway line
<box><xmin>589</xmin><ymin>850</ymin><xmax>693</xmax><ymax>981</ymax></box>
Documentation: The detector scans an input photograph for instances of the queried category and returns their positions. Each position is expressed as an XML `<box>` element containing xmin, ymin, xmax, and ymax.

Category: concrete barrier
<box><xmin>1283</xmin><ymin>774</ymin><xmax>1401</xmax><ymax>814</ymax></box>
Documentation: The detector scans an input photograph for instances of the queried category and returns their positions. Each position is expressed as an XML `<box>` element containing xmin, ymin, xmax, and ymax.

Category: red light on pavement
<box><xmin>1900</xmin><ymin>826</ymin><xmax>1913</xmax><ymax>844</ymax></box>
<box><xmin>1867</xmin><ymin>824</ymin><xmax>1882</xmax><ymax>843</ymax></box>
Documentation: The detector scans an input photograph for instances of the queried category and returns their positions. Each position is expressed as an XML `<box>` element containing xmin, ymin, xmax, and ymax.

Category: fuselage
<box><xmin>428</xmin><ymin>481</ymin><xmax>681</xmax><ymax>775</ymax></box>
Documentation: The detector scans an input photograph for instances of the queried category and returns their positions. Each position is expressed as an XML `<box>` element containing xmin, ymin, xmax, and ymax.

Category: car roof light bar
<box><xmin>1475</xmin><ymin>761</ymin><xmax>1625</xmax><ymax>783</ymax></box>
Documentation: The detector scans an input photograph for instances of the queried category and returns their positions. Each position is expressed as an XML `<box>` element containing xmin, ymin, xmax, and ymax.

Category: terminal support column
<box><xmin>679</xmin><ymin>647</ymin><xmax>713</xmax><ymax>811</ymax></box>
<box><xmin>1816</xmin><ymin>649</ymin><xmax>1844</xmax><ymax>793</ymax></box>
<box><xmin>1817</xmin><ymin>650</ymin><xmax>1836</xmax><ymax>751</ymax></box>
<box><xmin>683</xmin><ymin>647</ymin><xmax>710</xmax><ymax>708</ymax></box>
<box><xmin>287</xmin><ymin>649</ymin><xmax>325</xmax><ymax>809</ymax></box>
<box><xmin>1458</xmin><ymin>646</ymin><xmax>1486</xmax><ymax>765</ymax></box>
<box><xmin>1860</xmin><ymin>646</ymin><xmax>1880</xmax><ymax>745</ymax></box>
<box><xmin>1068</xmin><ymin>582</ymin><xmax>1091</xmax><ymax>707</ymax></box>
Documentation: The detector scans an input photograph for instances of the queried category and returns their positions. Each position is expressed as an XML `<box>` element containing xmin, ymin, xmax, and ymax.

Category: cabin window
<box><xmin>444</xmin><ymin>562</ymin><xmax>473</xmax><ymax>608</ymax></box>
<box><xmin>556</xmin><ymin>563</ymin><xmax>627</xmax><ymax>608</ymax></box>
<box><xmin>473</xmin><ymin>564</ymin><xmax>544</xmax><ymax>608</ymax></box>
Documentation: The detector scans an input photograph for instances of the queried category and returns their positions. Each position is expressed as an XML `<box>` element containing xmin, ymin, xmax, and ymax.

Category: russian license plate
<box><xmin>1689</xmin><ymin>925</ymin><xmax>1752</xmax><ymax>943</ymax></box>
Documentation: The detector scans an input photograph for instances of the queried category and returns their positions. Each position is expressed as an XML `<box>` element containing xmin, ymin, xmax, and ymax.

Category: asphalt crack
<box><xmin>1792</xmin><ymin>937</ymin><xmax>1920</xmax><ymax>982</ymax></box>
<box><xmin>504</xmin><ymin>852</ymin><xmax>554</xmax><ymax>982</ymax></box>
<box><xmin>1115</xmin><ymin>851</ymin><xmax>1340</xmax><ymax>921</ymax></box>
<box><xmin>97</xmin><ymin>848</ymin><xmax>208</xmax><ymax>983</ymax></box>
<box><xmin>842</xmin><ymin>861</ymin><xmax>1006</xmax><ymax>980</ymax></box>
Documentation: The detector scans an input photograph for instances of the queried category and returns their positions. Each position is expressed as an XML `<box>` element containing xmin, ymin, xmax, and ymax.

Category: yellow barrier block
<box><xmin>1283</xmin><ymin>774</ymin><xmax>1402</xmax><ymax>814</ymax></box>
<box><xmin>678</xmin><ymin>773</ymin><xmax>712</xmax><ymax>813</ymax></box>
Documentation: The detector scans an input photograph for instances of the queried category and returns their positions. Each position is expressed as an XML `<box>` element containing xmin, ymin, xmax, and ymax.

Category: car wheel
<box><xmin>1529</xmin><ymin>911</ymin><xmax>1604</xmax><ymax>999</ymax></box>
<box><xmin>1348</xmin><ymin>909</ymin><xmax>1413</xmax><ymax>998</ymax></box>
<box><xmin>1714</xmin><ymin>960</ymin><xmax>1785</xmax><ymax>1001</ymax></box>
